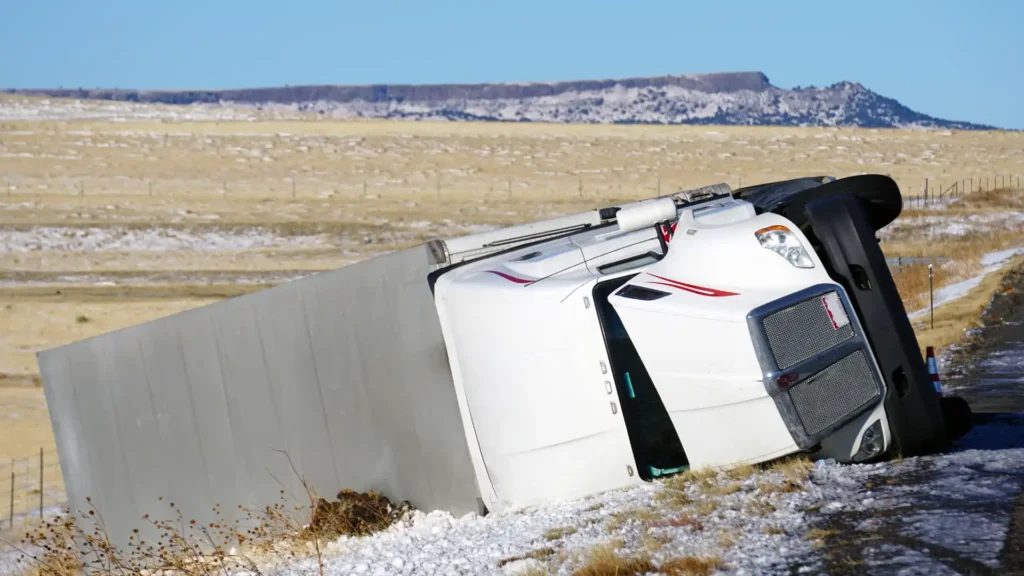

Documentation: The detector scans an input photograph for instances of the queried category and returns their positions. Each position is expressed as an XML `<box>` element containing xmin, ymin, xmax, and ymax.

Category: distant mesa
<box><xmin>7</xmin><ymin>71</ymin><xmax>993</xmax><ymax>129</ymax></box>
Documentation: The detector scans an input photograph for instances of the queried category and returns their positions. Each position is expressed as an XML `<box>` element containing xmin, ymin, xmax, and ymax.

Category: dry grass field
<box><xmin>1</xmin><ymin>95</ymin><xmax>1023</xmax><ymax>505</ymax></box>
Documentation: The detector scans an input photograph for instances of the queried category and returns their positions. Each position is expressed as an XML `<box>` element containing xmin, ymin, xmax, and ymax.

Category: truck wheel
<box><xmin>940</xmin><ymin>396</ymin><xmax>973</xmax><ymax>440</ymax></box>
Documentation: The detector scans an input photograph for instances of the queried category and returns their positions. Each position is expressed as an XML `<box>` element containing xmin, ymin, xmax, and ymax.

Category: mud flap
<box><xmin>800</xmin><ymin>193</ymin><xmax>950</xmax><ymax>456</ymax></box>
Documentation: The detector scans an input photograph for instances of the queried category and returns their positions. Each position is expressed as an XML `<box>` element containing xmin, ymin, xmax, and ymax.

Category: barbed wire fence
<box><xmin>1</xmin><ymin>449</ymin><xmax>65</xmax><ymax>530</ymax></box>
<box><xmin>0</xmin><ymin>172</ymin><xmax>1020</xmax><ymax>205</ymax></box>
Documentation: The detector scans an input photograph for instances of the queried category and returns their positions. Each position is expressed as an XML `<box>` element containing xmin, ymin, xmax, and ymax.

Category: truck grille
<box><xmin>787</xmin><ymin>351</ymin><xmax>880</xmax><ymax>436</ymax></box>
<box><xmin>762</xmin><ymin>291</ymin><xmax>854</xmax><ymax>370</ymax></box>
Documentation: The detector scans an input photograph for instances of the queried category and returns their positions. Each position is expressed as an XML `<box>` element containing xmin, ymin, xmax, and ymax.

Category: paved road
<box><xmin>805</xmin><ymin>263</ymin><xmax>1024</xmax><ymax>575</ymax></box>
<box><xmin>952</xmin><ymin>263</ymin><xmax>1024</xmax><ymax>574</ymax></box>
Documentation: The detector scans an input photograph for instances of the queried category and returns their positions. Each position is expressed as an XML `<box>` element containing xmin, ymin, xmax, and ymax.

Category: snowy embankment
<box><xmin>249</xmin><ymin>447</ymin><xmax>1024</xmax><ymax>575</ymax></box>
<box><xmin>0</xmin><ymin>226</ymin><xmax>336</xmax><ymax>253</ymax></box>
<box><xmin>908</xmin><ymin>245</ymin><xmax>1024</xmax><ymax>319</ymax></box>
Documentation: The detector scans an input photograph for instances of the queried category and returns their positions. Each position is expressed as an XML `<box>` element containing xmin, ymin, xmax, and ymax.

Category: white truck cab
<box><xmin>428</xmin><ymin>179</ymin><xmax>913</xmax><ymax>512</ymax></box>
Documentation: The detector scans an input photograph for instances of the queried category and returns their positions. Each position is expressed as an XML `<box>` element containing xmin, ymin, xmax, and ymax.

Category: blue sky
<box><xmin>2</xmin><ymin>0</ymin><xmax>1021</xmax><ymax>128</ymax></box>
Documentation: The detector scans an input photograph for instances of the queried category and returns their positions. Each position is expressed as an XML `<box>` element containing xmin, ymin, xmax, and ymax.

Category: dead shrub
<box><xmin>748</xmin><ymin>499</ymin><xmax>777</xmax><ymax>517</ymax></box>
<box><xmin>499</xmin><ymin>547</ymin><xmax>556</xmax><ymax>568</ymax></box>
<box><xmin>805</xmin><ymin>527</ymin><xmax>838</xmax><ymax>541</ymax></box>
<box><xmin>761</xmin><ymin>455</ymin><xmax>813</xmax><ymax>483</ymax></box>
<box><xmin>7</xmin><ymin>451</ymin><xmax>411</xmax><ymax>576</ymax></box>
<box><xmin>692</xmin><ymin>499</ymin><xmax>719</xmax><ymax>516</ymax></box>
<box><xmin>665</xmin><ymin>514</ymin><xmax>704</xmax><ymax>532</ymax></box>
<box><xmin>543</xmin><ymin>526</ymin><xmax>577</xmax><ymax>541</ymax></box>
<box><xmin>10</xmin><ymin>498</ymin><xmax>262</xmax><ymax>576</ymax></box>
<box><xmin>607</xmin><ymin>508</ymin><xmax>662</xmax><ymax>532</ymax></box>
<box><xmin>707</xmin><ymin>482</ymin><xmax>742</xmax><ymax>497</ymax></box>
<box><xmin>573</xmin><ymin>543</ymin><xmax>654</xmax><ymax>576</ymax></box>
<box><xmin>660</xmin><ymin>555</ymin><xmax>725</xmax><ymax>576</ymax></box>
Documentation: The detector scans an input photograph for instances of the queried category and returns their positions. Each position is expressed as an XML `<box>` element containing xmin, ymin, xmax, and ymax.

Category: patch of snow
<box><xmin>981</xmin><ymin>246</ymin><xmax>1024</xmax><ymax>267</ymax></box>
<box><xmin>909</xmin><ymin>244</ymin><xmax>1024</xmax><ymax>319</ymax></box>
<box><xmin>247</xmin><ymin>445</ymin><xmax>1024</xmax><ymax>575</ymax></box>
<box><xmin>0</xmin><ymin>227</ymin><xmax>335</xmax><ymax>253</ymax></box>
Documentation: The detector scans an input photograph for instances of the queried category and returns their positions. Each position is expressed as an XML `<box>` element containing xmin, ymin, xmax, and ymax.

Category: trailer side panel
<box><xmin>38</xmin><ymin>245</ymin><xmax>480</xmax><ymax>549</ymax></box>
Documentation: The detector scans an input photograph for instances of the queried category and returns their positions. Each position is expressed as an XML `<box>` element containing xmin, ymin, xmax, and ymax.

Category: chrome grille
<box><xmin>762</xmin><ymin>292</ymin><xmax>854</xmax><ymax>370</ymax></box>
<box><xmin>787</xmin><ymin>351</ymin><xmax>879</xmax><ymax>437</ymax></box>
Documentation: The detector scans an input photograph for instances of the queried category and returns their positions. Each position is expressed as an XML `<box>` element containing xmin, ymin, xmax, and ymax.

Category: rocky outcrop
<box><xmin>7</xmin><ymin>71</ymin><xmax>992</xmax><ymax>129</ymax></box>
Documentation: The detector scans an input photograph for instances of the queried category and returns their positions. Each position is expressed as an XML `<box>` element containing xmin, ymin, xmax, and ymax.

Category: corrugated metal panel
<box><xmin>38</xmin><ymin>245</ymin><xmax>480</xmax><ymax>549</ymax></box>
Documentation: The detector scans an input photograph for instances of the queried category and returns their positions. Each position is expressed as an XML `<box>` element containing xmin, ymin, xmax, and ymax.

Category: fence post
<box><xmin>929</xmin><ymin>264</ymin><xmax>935</xmax><ymax>330</ymax></box>
<box><xmin>8</xmin><ymin>462</ymin><xmax>12</xmax><ymax>529</ymax></box>
<box><xmin>39</xmin><ymin>448</ymin><xmax>43</xmax><ymax>519</ymax></box>
<box><xmin>578</xmin><ymin>178</ymin><xmax>583</xmax><ymax>198</ymax></box>
<box><xmin>292</xmin><ymin>178</ymin><xmax>297</xmax><ymax>199</ymax></box>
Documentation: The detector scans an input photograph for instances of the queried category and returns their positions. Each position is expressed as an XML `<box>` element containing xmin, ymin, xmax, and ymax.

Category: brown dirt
<box><xmin>308</xmin><ymin>489</ymin><xmax>412</xmax><ymax>539</ymax></box>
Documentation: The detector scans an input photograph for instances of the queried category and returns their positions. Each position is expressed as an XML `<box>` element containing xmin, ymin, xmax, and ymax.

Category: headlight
<box><xmin>852</xmin><ymin>420</ymin><xmax>885</xmax><ymax>462</ymax></box>
<box><xmin>754</xmin><ymin>225</ymin><xmax>815</xmax><ymax>269</ymax></box>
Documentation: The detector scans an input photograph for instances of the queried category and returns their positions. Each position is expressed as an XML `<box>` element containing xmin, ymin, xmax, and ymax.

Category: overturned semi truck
<box><xmin>39</xmin><ymin>174</ymin><xmax>969</xmax><ymax>547</ymax></box>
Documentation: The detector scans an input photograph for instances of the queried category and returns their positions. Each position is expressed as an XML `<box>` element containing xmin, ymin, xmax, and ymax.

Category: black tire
<box><xmin>940</xmin><ymin>396</ymin><xmax>973</xmax><ymax>440</ymax></box>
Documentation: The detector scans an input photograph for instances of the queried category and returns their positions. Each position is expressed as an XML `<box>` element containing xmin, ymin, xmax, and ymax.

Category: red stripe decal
<box><xmin>486</xmin><ymin>270</ymin><xmax>533</xmax><ymax>284</ymax></box>
<box><xmin>646</xmin><ymin>273</ymin><xmax>739</xmax><ymax>297</ymax></box>
<box><xmin>658</xmin><ymin>222</ymin><xmax>679</xmax><ymax>243</ymax></box>
<box><xmin>821</xmin><ymin>295</ymin><xmax>840</xmax><ymax>330</ymax></box>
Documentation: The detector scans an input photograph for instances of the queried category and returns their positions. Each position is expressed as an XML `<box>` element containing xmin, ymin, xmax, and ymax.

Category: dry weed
<box><xmin>543</xmin><ymin>526</ymin><xmax>578</xmax><ymax>541</ymax></box>
<box><xmin>707</xmin><ymin>483</ymin><xmax>742</xmax><ymax>497</ymax></box>
<box><xmin>607</xmin><ymin>508</ymin><xmax>663</xmax><ymax>532</ymax></box>
<box><xmin>639</xmin><ymin>530</ymin><xmax>672</xmax><ymax>554</ymax></box>
<box><xmin>693</xmin><ymin>499</ymin><xmax>719</xmax><ymax>516</ymax></box>
<box><xmin>805</xmin><ymin>527</ymin><xmax>838</xmax><ymax>541</ymax></box>
<box><xmin>748</xmin><ymin>499</ymin><xmax>777</xmax><ymax>517</ymax></box>
<box><xmin>499</xmin><ymin>547</ymin><xmax>556</xmax><ymax>568</ymax></box>
<box><xmin>664</xmin><ymin>514</ymin><xmax>705</xmax><ymax>532</ymax></box>
<box><xmin>573</xmin><ymin>543</ymin><xmax>653</xmax><ymax>576</ymax></box>
<box><xmin>725</xmin><ymin>464</ymin><xmax>757</xmax><ymax>481</ymax></box>
<box><xmin>660</xmin><ymin>555</ymin><xmax>725</xmax><ymax>576</ymax></box>
<box><xmin>5</xmin><ymin>452</ymin><xmax>409</xmax><ymax>576</ymax></box>
<box><xmin>762</xmin><ymin>456</ymin><xmax>813</xmax><ymax>483</ymax></box>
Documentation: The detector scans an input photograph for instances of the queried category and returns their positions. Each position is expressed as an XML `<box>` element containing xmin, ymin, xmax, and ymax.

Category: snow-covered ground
<box><xmin>6</xmin><ymin>446</ymin><xmax>1018</xmax><ymax>575</ymax></box>
<box><xmin>908</xmin><ymin>245</ymin><xmax>1024</xmax><ymax>319</ymax></box>
<box><xmin>878</xmin><ymin>211</ymin><xmax>1024</xmax><ymax>242</ymax></box>
<box><xmin>234</xmin><ymin>445</ymin><xmax>1023</xmax><ymax>575</ymax></box>
<box><xmin>0</xmin><ymin>270</ymin><xmax>313</xmax><ymax>289</ymax></box>
<box><xmin>0</xmin><ymin>226</ymin><xmax>338</xmax><ymax>253</ymax></box>
<box><xmin>0</xmin><ymin>97</ymin><xmax>279</xmax><ymax>122</ymax></box>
